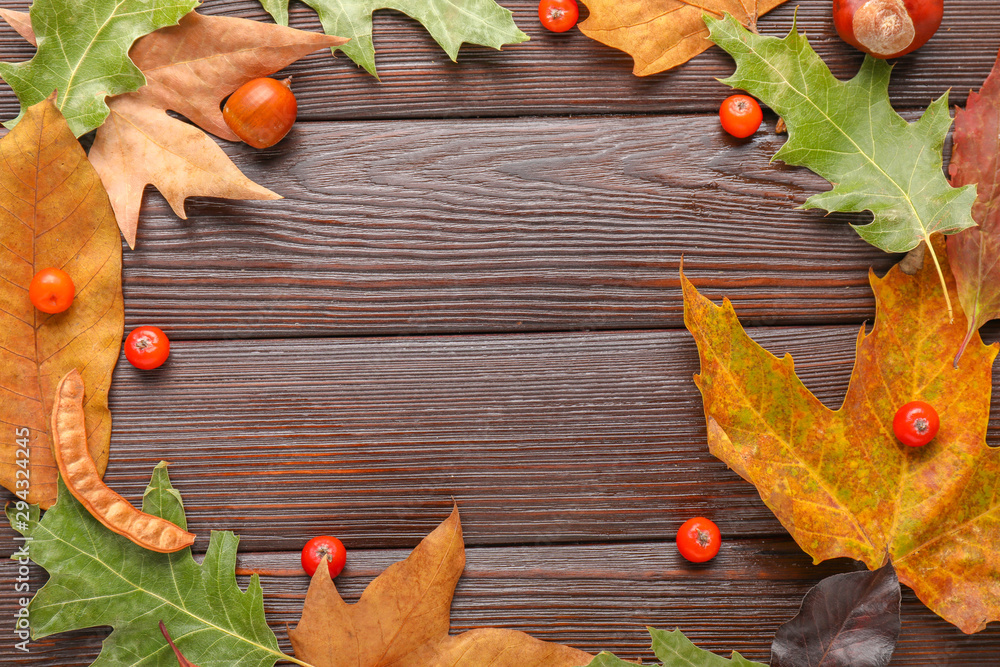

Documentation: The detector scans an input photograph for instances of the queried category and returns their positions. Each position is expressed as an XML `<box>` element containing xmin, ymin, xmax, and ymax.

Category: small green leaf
<box><xmin>584</xmin><ymin>627</ymin><xmax>767</xmax><ymax>667</ymax></box>
<box><xmin>258</xmin><ymin>0</ymin><xmax>528</xmax><ymax>78</ymax></box>
<box><xmin>9</xmin><ymin>463</ymin><xmax>298</xmax><ymax>667</ymax></box>
<box><xmin>0</xmin><ymin>0</ymin><xmax>196</xmax><ymax>136</ymax></box>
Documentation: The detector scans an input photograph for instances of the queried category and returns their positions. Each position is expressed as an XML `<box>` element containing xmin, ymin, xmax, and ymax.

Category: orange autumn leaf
<box><xmin>579</xmin><ymin>0</ymin><xmax>788</xmax><ymax>76</ymax></box>
<box><xmin>289</xmin><ymin>506</ymin><xmax>593</xmax><ymax>666</ymax></box>
<box><xmin>682</xmin><ymin>239</ymin><xmax>999</xmax><ymax>633</ymax></box>
<box><xmin>1</xmin><ymin>10</ymin><xmax>347</xmax><ymax>248</ymax></box>
<box><xmin>0</xmin><ymin>96</ymin><xmax>123</xmax><ymax>509</ymax></box>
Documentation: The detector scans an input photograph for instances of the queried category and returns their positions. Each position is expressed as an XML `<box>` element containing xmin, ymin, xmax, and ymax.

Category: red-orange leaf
<box><xmin>948</xmin><ymin>48</ymin><xmax>1000</xmax><ymax>364</ymax></box>
<box><xmin>289</xmin><ymin>506</ymin><xmax>593</xmax><ymax>666</ymax></box>
<box><xmin>682</xmin><ymin>239</ymin><xmax>999</xmax><ymax>633</ymax></box>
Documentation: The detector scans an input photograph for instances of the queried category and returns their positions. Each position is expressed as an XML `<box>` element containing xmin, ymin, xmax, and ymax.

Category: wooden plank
<box><xmin>119</xmin><ymin>112</ymin><xmax>902</xmax><ymax>337</ymax></box>
<box><xmin>1</xmin><ymin>1</ymin><xmax>997</xmax><ymax>120</ymax></box>
<box><xmin>1</xmin><ymin>326</ymin><xmax>993</xmax><ymax>552</ymax></box>
<box><xmin>2</xmin><ymin>540</ymin><xmax>998</xmax><ymax>664</ymax></box>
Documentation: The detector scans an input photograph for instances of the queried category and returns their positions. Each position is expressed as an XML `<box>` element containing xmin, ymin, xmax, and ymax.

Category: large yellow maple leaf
<box><xmin>683</xmin><ymin>241</ymin><xmax>999</xmax><ymax>633</ymax></box>
<box><xmin>579</xmin><ymin>0</ymin><xmax>787</xmax><ymax>76</ymax></box>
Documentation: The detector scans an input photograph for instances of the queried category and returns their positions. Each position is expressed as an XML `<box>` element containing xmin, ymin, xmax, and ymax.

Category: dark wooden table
<box><xmin>2</xmin><ymin>0</ymin><xmax>999</xmax><ymax>664</ymax></box>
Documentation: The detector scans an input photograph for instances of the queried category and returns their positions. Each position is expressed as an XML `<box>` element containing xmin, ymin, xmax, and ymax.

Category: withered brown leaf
<box><xmin>1</xmin><ymin>10</ymin><xmax>347</xmax><ymax>247</ymax></box>
<box><xmin>579</xmin><ymin>0</ymin><xmax>788</xmax><ymax>76</ymax></box>
<box><xmin>0</xmin><ymin>95</ymin><xmax>123</xmax><ymax>508</ymax></box>
<box><xmin>290</xmin><ymin>506</ymin><xmax>593</xmax><ymax>666</ymax></box>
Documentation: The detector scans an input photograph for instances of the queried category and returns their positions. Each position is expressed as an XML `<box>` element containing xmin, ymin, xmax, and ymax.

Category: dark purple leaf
<box><xmin>770</xmin><ymin>563</ymin><xmax>900</xmax><ymax>667</ymax></box>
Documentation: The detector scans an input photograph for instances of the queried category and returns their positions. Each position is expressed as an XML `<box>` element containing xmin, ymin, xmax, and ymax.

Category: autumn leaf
<box><xmin>770</xmin><ymin>565</ymin><xmax>900</xmax><ymax>667</ymax></box>
<box><xmin>8</xmin><ymin>464</ymin><xmax>303</xmax><ymax>667</ymax></box>
<box><xmin>0</xmin><ymin>7</ymin><xmax>31</xmax><ymax>41</ymax></box>
<box><xmin>586</xmin><ymin>627</ymin><xmax>766</xmax><ymax>666</ymax></box>
<box><xmin>0</xmin><ymin>0</ymin><xmax>195</xmax><ymax>136</ymax></box>
<box><xmin>682</xmin><ymin>239</ymin><xmax>1000</xmax><ymax>633</ymax></box>
<box><xmin>0</xmin><ymin>10</ymin><xmax>346</xmax><ymax>248</ymax></box>
<box><xmin>0</xmin><ymin>95</ymin><xmax>123</xmax><ymax>509</ymax></box>
<box><xmin>947</xmin><ymin>48</ymin><xmax>1000</xmax><ymax>365</ymax></box>
<box><xmin>707</xmin><ymin>14</ymin><xmax>977</xmax><ymax>322</ymax></box>
<box><xmin>289</xmin><ymin>506</ymin><xmax>592</xmax><ymax>666</ymax></box>
<box><xmin>578</xmin><ymin>0</ymin><xmax>788</xmax><ymax>76</ymax></box>
<box><xmin>257</xmin><ymin>0</ymin><xmax>528</xmax><ymax>78</ymax></box>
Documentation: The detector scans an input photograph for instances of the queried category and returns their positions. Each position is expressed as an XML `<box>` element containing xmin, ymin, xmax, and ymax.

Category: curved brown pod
<box><xmin>50</xmin><ymin>370</ymin><xmax>196</xmax><ymax>553</ymax></box>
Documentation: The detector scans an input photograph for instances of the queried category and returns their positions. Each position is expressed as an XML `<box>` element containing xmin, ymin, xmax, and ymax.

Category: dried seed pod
<box><xmin>50</xmin><ymin>370</ymin><xmax>196</xmax><ymax>553</ymax></box>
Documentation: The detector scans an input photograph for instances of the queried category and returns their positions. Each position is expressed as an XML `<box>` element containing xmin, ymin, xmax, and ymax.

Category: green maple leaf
<box><xmin>586</xmin><ymin>627</ymin><xmax>766</xmax><ymax>667</ymax></box>
<box><xmin>9</xmin><ymin>463</ymin><xmax>306</xmax><ymax>667</ymax></box>
<box><xmin>0</xmin><ymin>0</ymin><xmax>196</xmax><ymax>136</ymax></box>
<box><xmin>706</xmin><ymin>14</ymin><xmax>977</xmax><ymax>321</ymax></box>
<box><xmin>258</xmin><ymin>0</ymin><xmax>528</xmax><ymax>78</ymax></box>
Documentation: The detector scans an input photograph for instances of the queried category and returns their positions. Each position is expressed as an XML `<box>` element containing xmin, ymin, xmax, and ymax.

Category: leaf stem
<box><xmin>278</xmin><ymin>654</ymin><xmax>314</xmax><ymax>667</ymax></box>
<box><xmin>924</xmin><ymin>235</ymin><xmax>954</xmax><ymax>324</ymax></box>
<box><xmin>954</xmin><ymin>322</ymin><xmax>975</xmax><ymax>369</ymax></box>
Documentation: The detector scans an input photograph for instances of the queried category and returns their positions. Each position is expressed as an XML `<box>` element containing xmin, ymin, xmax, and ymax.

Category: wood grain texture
<box><xmin>1</xmin><ymin>326</ymin><xmax>994</xmax><ymax>553</ymax></box>
<box><xmin>2</xmin><ymin>539</ymin><xmax>999</xmax><ymax>664</ymax></box>
<box><xmin>120</xmin><ymin>112</ymin><xmax>900</xmax><ymax>338</ymax></box>
<box><xmin>2</xmin><ymin>0</ymin><xmax>1000</xmax><ymax>662</ymax></box>
<box><xmin>1</xmin><ymin>1</ymin><xmax>998</xmax><ymax>120</ymax></box>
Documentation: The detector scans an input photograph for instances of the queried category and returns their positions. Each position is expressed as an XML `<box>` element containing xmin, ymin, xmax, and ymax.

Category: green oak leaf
<box><xmin>706</xmin><ymin>13</ymin><xmax>977</xmax><ymax>319</ymax></box>
<box><xmin>0</xmin><ymin>0</ymin><xmax>196</xmax><ymax>136</ymax></box>
<box><xmin>258</xmin><ymin>0</ymin><xmax>528</xmax><ymax>78</ymax></box>
<box><xmin>8</xmin><ymin>463</ymin><xmax>303</xmax><ymax>667</ymax></box>
<box><xmin>586</xmin><ymin>627</ymin><xmax>766</xmax><ymax>667</ymax></box>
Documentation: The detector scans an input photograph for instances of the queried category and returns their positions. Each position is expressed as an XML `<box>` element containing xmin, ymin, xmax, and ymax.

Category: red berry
<box><xmin>29</xmin><ymin>267</ymin><xmax>75</xmax><ymax>314</ymax></box>
<box><xmin>124</xmin><ymin>326</ymin><xmax>171</xmax><ymax>370</ymax></box>
<box><xmin>892</xmin><ymin>400</ymin><xmax>939</xmax><ymax>447</ymax></box>
<box><xmin>538</xmin><ymin>0</ymin><xmax>579</xmax><ymax>33</ymax></box>
<box><xmin>676</xmin><ymin>517</ymin><xmax>721</xmax><ymax>563</ymax></box>
<box><xmin>719</xmin><ymin>94</ymin><xmax>763</xmax><ymax>138</ymax></box>
<box><xmin>301</xmin><ymin>536</ymin><xmax>347</xmax><ymax>578</ymax></box>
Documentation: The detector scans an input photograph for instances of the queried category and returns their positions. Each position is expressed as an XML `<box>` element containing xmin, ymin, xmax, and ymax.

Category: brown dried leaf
<box><xmin>0</xmin><ymin>95</ymin><xmax>123</xmax><ymax>509</ymax></box>
<box><xmin>683</xmin><ymin>237</ymin><xmax>1000</xmax><ymax>633</ymax></box>
<box><xmin>0</xmin><ymin>10</ymin><xmax>346</xmax><ymax>248</ymax></box>
<box><xmin>0</xmin><ymin>7</ymin><xmax>35</xmax><ymax>45</ymax></box>
<box><xmin>579</xmin><ymin>0</ymin><xmax>788</xmax><ymax>76</ymax></box>
<box><xmin>289</xmin><ymin>506</ymin><xmax>593</xmax><ymax>666</ymax></box>
<box><xmin>99</xmin><ymin>11</ymin><xmax>347</xmax><ymax>247</ymax></box>
<box><xmin>947</xmin><ymin>48</ymin><xmax>1000</xmax><ymax>364</ymax></box>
